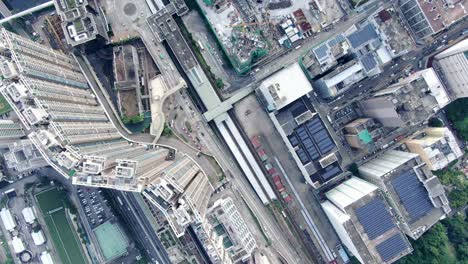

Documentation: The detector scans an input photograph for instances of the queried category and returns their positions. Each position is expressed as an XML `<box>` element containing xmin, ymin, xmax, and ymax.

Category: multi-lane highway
<box><xmin>109</xmin><ymin>190</ymin><xmax>171</xmax><ymax>264</ymax></box>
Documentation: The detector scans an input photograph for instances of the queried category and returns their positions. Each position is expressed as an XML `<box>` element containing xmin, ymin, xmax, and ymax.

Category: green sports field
<box><xmin>0</xmin><ymin>94</ymin><xmax>12</xmax><ymax>115</ymax></box>
<box><xmin>36</xmin><ymin>188</ymin><xmax>87</xmax><ymax>264</ymax></box>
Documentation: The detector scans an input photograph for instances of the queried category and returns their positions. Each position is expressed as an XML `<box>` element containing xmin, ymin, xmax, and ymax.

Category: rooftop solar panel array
<box><xmin>321</xmin><ymin>164</ymin><xmax>342</xmax><ymax>181</ymax></box>
<box><xmin>355</xmin><ymin>197</ymin><xmax>396</xmax><ymax>240</ymax></box>
<box><xmin>347</xmin><ymin>24</ymin><xmax>379</xmax><ymax>49</ymax></box>
<box><xmin>376</xmin><ymin>233</ymin><xmax>409</xmax><ymax>262</ymax></box>
<box><xmin>360</xmin><ymin>53</ymin><xmax>378</xmax><ymax>72</ymax></box>
<box><xmin>288</xmin><ymin>117</ymin><xmax>335</xmax><ymax>165</ymax></box>
<box><xmin>391</xmin><ymin>170</ymin><xmax>434</xmax><ymax>223</ymax></box>
<box><xmin>314</xmin><ymin>44</ymin><xmax>329</xmax><ymax>61</ymax></box>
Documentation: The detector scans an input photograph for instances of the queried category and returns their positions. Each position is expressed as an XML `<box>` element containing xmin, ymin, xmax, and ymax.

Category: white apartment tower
<box><xmin>0</xmin><ymin>30</ymin><xmax>213</xmax><ymax>236</ymax></box>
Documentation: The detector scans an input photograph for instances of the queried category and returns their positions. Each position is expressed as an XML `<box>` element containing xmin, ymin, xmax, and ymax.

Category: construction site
<box><xmin>195</xmin><ymin>0</ymin><xmax>275</xmax><ymax>74</ymax></box>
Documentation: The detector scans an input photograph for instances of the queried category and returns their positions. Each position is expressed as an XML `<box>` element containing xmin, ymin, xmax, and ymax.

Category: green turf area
<box><xmin>36</xmin><ymin>188</ymin><xmax>87</xmax><ymax>264</ymax></box>
<box><xmin>93</xmin><ymin>221</ymin><xmax>129</xmax><ymax>261</ymax></box>
<box><xmin>0</xmin><ymin>94</ymin><xmax>12</xmax><ymax>115</ymax></box>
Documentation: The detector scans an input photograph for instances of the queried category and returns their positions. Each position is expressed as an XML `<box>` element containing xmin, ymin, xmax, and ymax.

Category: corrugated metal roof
<box><xmin>391</xmin><ymin>169</ymin><xmax>434</xmax><ymax>222</ymax></box>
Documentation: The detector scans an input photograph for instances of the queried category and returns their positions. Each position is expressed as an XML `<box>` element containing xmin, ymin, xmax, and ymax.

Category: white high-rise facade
<box><xmin>0</xmin><ymin>29</ymin><xmax>212</xmax><ymax>236</ymax></box>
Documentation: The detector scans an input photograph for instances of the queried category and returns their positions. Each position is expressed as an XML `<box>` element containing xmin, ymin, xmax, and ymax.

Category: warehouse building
<box><xmin>321</xmin><ymin>177</ymin><xmax>413</xmax><ymax>263</ymax></box>
<box><xmin>359</xmin><ymin>150</ymin><xmax>450</xmax><ymax>239</ymax></box>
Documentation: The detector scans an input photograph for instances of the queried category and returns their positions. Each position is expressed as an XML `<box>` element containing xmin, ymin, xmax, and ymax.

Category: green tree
<box><xmin>445</xmin><ymin>98</ymin><xmax>468</xmax><ymax>140</ymax></box>
<box><xmin>161</xmin><ymin>123</ymin><xmax>173</xmax><ymax>137</ymax></box>
<box><xmin>215</xmin><ymin>78</ymin><xmax>224</xmax><ymax>90</ymax></box>
<box><xmin>348</xmin><ymin>163</ymin><xmax>360</xmax><ymax>176</ymax></box>
<box><xmin>443</xmin><ymin>214</ymin><xmax>468</xmax><ymax>261</ymax></box>
<box><xmin>428</xmin><ymin>117</ymin><xmax>443</xmax><ymax>127</ymax></box>
<box><xmin>399</xmin><ymin>223</ymin><xmax>456</xmax><ymax>264</ymax></box>
<box><xmin>448</xmin><ymin>187</ymin><xmax>468</xmax><ymax>209</ymax></box>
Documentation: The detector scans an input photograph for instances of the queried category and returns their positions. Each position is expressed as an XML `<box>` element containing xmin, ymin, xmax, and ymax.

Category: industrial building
<box><xmin>204</xmin><ymin>197</ymin><xmax>257</xmax><ymax>264</ymax></box>
<box><xmin>321</xmin><ymin>177</ymin><xmax>413</xmax><ymax>264</ymax></box>
<box><xmin>434</xmin><ymin>38</ymin><xmax>468</xmax><ymax>99</ymax></box>
<box><xmin>53</xmin><ymin>0</ymin><xmax>109</xmax><ymax>46</ymax></box>
<box><xmin>0</xmin><ymin>30</ymin><xmax>213</xmax><ymax>237</ymax></box>
<box><xmin>360</xmin><ymin>68</ymin><xmax>450</xmax><ymax>127</ymax></box>
<box><xmin>344</xmin><ymin>118</ymin><xmax>383</xmax><ymax>153</ymax></box>
<box><xmin>404</xmin><ymin>127</ymin><xmax>463</xmax><ymax>171</ymax></box>
<box><xmin>399</xmin><ymin>0</ymin><xmax>468</xmax><ymax>40</ymax></box>
<box><xmin>358</xmin><ymin>150</ymin><xmax>450</xmax><ymax>239</ymax></box>
<box><xmin>257</xmin><ymin>64</ymin><xmax>342</xmax><ymax>188</ymax></box>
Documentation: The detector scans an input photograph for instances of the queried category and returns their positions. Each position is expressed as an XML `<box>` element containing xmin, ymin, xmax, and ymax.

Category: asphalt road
<box><xmin>109</xmin><ymin>190</ymin><xmax>171</xmax><ymax>264</ymax></box>
<box><xmin>329</xmin><ymin>18</ymin><xmax>468</xmax><ymax>109</ymax></box>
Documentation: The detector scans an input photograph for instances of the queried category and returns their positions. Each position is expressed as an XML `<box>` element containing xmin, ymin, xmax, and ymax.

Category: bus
<box><xmin>197</xmin><ymin>40</ymin><xmax>204</xmax><ymax>51</ymax></box>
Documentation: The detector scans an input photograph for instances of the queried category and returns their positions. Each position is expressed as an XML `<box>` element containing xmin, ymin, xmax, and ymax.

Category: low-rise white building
<box><xmin>21</xmin><ymin>207</ymin><xmax>36</xmax><ymax>225</ymax></box>
<box><xmin>40</xmin><ymin>251</ymin><xmax>54</xmax><ymax>264</ymax></box>
<box><xmin>32</xmin><ymin>230</ymin><xmax>46</xmax><ymax>245</ymax></box>
<box><xmin>0</xmin><ymin>208</ymin><xmax>16</xmax><ymax>232</ymax></box>
<box><xmin>257</xmin><ymin>63</ymin><xmax>313</xmax><ymax>112</ymax></box>
<box><xmin>11</xmin><ymin>236</ymin><xmax>25</xmax><ymax>253</ymax></box>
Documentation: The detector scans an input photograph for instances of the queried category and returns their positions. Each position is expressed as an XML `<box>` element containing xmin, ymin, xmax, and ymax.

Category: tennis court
<box><xmin>36</xmin><ymin>188</ymin><xmax>87</xmax><ymax>264</ymax></box>
<box><xmin>94</xmin><ymin>221</ymin><xmax>129</xmax><ymax>261</ymax></box>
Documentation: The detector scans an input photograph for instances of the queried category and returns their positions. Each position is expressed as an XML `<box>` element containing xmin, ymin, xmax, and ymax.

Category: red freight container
<box><xmin>250</xmin><ymin>136</ymin><xmax>261</xmax><ymax>149</ymax></box>
<box><xmin>275</xmin><ymin>181</ymin><xmax>284</xmax><ymax>190</ymax></box>
<box><xmin>273</xmin><ymin>175</ymin><xmax>281</xmax><ymax>183</ymax></box>
<box><xmin>257</xmin><ymin>149</ymin><xmax>266</xmax><ymax>156</ymax></box>
<box><xmin>267</xmin><ymin>168</ymin><xmax>277</xmax><ymax>175</ymax></box>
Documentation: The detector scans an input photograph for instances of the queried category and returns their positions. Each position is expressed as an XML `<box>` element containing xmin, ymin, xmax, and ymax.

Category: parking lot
<box><xmin>77</xmin><ymin>187</ymin><xmax>113</xmax><ymax>229</ymax></box>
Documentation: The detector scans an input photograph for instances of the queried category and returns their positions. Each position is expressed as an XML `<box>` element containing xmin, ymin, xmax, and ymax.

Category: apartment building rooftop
<box><xmin>361</xmin><ymin>68</ymin><xmax>449</xmax><ymax>127</ymax></box>
<box><xmin>404</xmin><ymin>127</ymin><xmax>463</xmax><ymax>171</ymax></box>
<box><xmin>54</xmin><ymin>0</ymin><xmax>108</xmax><ymax>46</ymax></box>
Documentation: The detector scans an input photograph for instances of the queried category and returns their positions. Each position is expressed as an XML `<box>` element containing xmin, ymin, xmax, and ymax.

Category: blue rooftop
<box><xmin>347</xmin><ymin>24</ymin><xmax>379</xmax><ymax>49</ymax></box>
<box><xmin>391</xmin><ymin>170</ymin><xmax>434</xmax><ymax>223</ymax></box>
<box><xmin>376</xmin><ymin>233</ymin><xmax>410</xmax><ymax>262</ymax></box>
<box><xmin>288</xmin><ymin>117</ymin><xmax>335</xmax><ymax>165</ymax></box>
<box><xmin>313</xmin><ymin>44</ymin><xmax>329</xmax><ymax>61</ymax></box>
<box><xmin>355</xmin><ymin>197</ymin><xmax>396</xmax><ymax>240</ymax></box>
<box><xmin>360</xmin><ymin>53</ymin><xmax>378</xmax><ymax>72</ymax></box>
